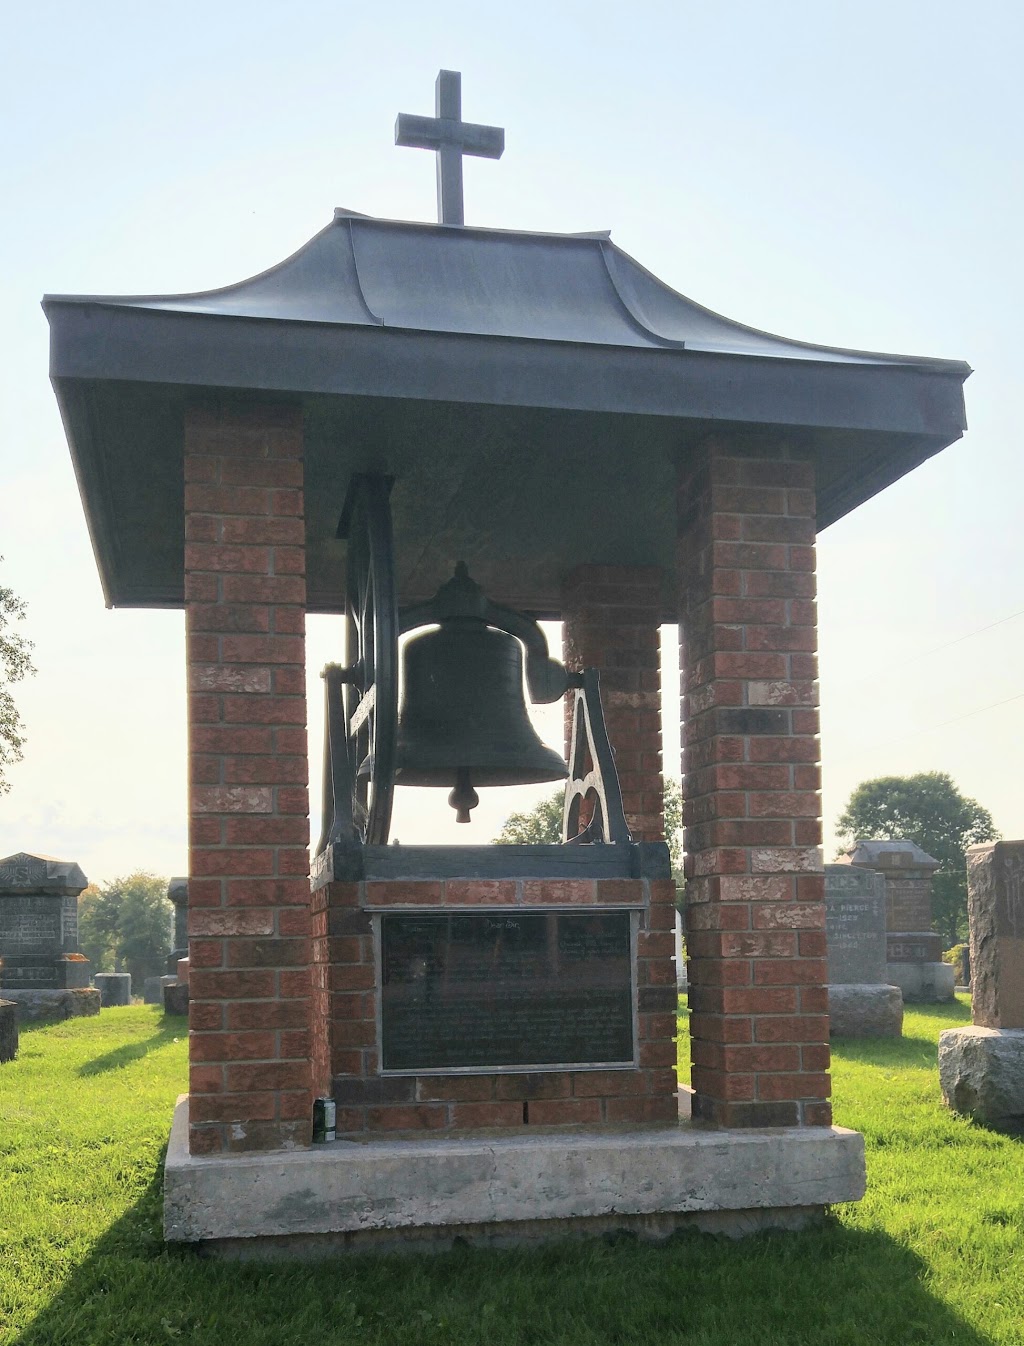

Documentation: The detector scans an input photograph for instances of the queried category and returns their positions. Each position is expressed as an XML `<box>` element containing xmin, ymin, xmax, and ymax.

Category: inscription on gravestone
<box><xmin>380</xmin><ymin>910</ymin><xmax>635</xmax><ymax>1072</ymax></box>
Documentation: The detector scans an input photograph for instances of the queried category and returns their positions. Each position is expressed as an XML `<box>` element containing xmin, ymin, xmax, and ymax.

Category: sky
<box><xmin>1</xmin><ymin>1</ymin><xmax>1021</xmax><ymax>885</ymax></box>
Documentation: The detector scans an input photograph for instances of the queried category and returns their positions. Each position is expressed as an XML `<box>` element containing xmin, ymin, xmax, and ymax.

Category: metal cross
<box><xmin>395</xmin><ymin>70</ymin><xmax>504</xmax><ymax>227</ymax></box>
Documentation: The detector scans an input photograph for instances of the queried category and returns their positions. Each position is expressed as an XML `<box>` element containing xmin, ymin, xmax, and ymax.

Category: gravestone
<box><xmin>163</xmin><ymin>956</ymin><xmax>189</xmax><ymax>1016</ymax></box>
<box><xmin>824</xmin><ymin>865</ymin><xmax>902</xmax><ymax>1037</ymax></box>
<box><xmin>939</xmin><ymin>840</ymin><xmax>1024</xmax><ymax>1129</ymax></box>
<box><xmin>143</xmin><ymin>975</ymin><xmax>177</xmax><ymax>1004</ymax></box>
<box><xmin>163</xmin><ymin>981</ymin><xmax>189</xmax><ymax>1016</ymax></box>
<box><xmin>94</xmin><ymin>972</ymin><xmax>132</xmax><ymax>1006</ymax></box>
<box><xmin>0</xmin><ymin>1000</ymin><xmax>17</xmax><ymax>1063</ymax></box>
<box><xmin>167</xmin><ymin>877</ymin><xmax>188</xmax><ymax>972</ymax></box>
<box><xmin>836</xmin><ymin>841</ymin><xmax>955</xmax><ymax>1002</ymax></box>
<box><xmin>0</xmin><ymin>852</ymin><xmax>100</xmax><ymax>1021</ymax></box>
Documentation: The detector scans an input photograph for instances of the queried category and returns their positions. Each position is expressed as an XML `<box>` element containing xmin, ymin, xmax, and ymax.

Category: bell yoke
<box><xmin>319</xmin><ymin>473</ymin><xmax>624</xmax><ymax>844</ymax></box>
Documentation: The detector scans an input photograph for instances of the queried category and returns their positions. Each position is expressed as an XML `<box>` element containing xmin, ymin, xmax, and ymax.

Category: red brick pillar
<box><xmin>562</xmin><ymin>566</ymin><xmax>665</xmax><ymax>841</ymax></box>
<box><xmin>677</xmin><ymin>439</ymin><xmax>830</xmax><ymax>1128</ymax></box>
<box><xmin>183</xmin><ymin>402</ymin><xmax>313</xmax><ymax>1155</ymax></box>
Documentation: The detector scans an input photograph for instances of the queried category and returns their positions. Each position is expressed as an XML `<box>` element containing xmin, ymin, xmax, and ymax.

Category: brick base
<box><xmin>312</xmin><ymin>871</ymin><xmax>678</xmax><ymax>1133</ymax></box>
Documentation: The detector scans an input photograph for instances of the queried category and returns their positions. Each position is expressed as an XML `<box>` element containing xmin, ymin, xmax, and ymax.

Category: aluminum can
<box><xmin>312</xmin><ymin>1096</ymin><xmax>337</xmax><ymax>1143</ymax></box>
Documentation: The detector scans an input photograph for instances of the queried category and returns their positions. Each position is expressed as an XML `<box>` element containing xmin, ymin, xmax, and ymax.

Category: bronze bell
<box><xmin>394</xmin><ymin>617</ymin><xmax>568</xmax><ymax>822</ymax></box>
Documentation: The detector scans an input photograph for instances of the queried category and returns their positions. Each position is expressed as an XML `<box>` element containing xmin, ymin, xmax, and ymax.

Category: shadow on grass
<box><xmin>831</xmin><ymin>1034</ymin><xmax>941</xmax><ymax>1066</ymax></box>
<box><xmin>11</xmin><ymin>1182</ymin><xmax>998</xmax><ymax>1346</ymax></box>
<box><xmin>77</xmin><ymin>1017</ymin><xmax>185</xmax><ymax>1077</ymax></box>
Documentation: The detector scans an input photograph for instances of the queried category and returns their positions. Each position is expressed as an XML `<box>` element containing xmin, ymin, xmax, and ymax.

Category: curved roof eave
<box><xmin>42</xmin><ymin>210</ymin><xmax>973</xmax><ymax>377</ymax></box>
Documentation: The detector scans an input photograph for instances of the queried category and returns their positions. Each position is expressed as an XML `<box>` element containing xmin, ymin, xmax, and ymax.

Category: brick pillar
<box><xmin>183</xmin><ymin>402</ymin><xmax>313</xmax><ymax>1155</ymax></box>
<box><xmin>562</xmin><ymin>566</ymin><xmax>665</xmax><ymax>841</ymax></box>
<box><xmin>677</xmin><ymin>438</ymin><xmax>830</xmax><ymax>1128</ymax></box>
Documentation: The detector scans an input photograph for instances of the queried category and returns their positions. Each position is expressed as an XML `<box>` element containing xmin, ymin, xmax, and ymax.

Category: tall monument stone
<box><xmin>939</xmin><ymin>841</ymin><xmax>1024</xmax><ymax>1130</ymax></box>
<box><xmin>0</xmin><ymin>852</ymin><xmax>100</xmax><ymax>1021</ymax></box>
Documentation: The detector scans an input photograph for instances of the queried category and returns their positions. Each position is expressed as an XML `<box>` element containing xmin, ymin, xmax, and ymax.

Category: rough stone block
<box><xmin>827</xmin><ymin>984</ymin><xmax>902</xmax><ymax>1038</ymax></box>
<box><xmin>886</xmin><ymin>961</ymin><xmax>955</xmax><ymax>1003</ymax></box>
<box><xmin>939</xmin><ymin>1026</ymin><xmax>1024</xmax><ymax>1131</ymax></box>
<box><xmin>164</xmin><ymin>982</ymin><xmax>190</xmax><ymax>1016</ymax></box>
<box><xmin>0</xmin><ymin>988</ymin><xmax>100</xmax><ymax>1022</ymax></box>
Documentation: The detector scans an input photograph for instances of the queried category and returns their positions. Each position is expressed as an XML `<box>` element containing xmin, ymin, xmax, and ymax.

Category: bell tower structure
<box><xmin>44</xmin><ymin>70</ymin><xmax>969</xmax><ymax>1251</ymax></box>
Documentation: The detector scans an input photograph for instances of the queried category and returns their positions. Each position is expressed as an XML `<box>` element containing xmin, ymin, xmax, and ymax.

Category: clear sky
<box><xmin>1</xmin><ymin>1</ymin><xmax>1021</xmax><ymax>884</ymax></box>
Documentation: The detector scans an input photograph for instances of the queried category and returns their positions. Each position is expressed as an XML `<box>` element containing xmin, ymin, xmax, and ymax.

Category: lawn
<box><xmin>0</xmin><ymin>999</ymin><xmax>1020</xmax><ymax>1346</ymax></box>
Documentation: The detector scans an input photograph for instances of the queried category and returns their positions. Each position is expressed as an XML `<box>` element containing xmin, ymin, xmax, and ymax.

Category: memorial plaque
<box><xmin>380</xmin><ymin>911</ymin><xmax>635</xmax><ymax>1072</ymax></box>
<box><xmin>825</xmin><ymin>865</ymin><xmax>887</xmax><ymax>984</ymax></box>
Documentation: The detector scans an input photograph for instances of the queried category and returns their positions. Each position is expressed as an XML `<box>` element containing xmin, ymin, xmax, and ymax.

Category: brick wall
<box><xmin>677</xmin><ymin>438</ymin><xmax>830</xmax><ymax>1128</ymax></box>
<box><xmin>562</xmin><ymin>566</ymin><xmax>665</xmax><ymax>842</ymax></box>
<box><xmin>184</xmin><ymin>401</ymin><xmax>313</xmax><ymax>1155</ymax></box>
<box><xmin>315</xmin><ymin>870</ymin><xmax>678</xmax><ymax>1133</ymax></box>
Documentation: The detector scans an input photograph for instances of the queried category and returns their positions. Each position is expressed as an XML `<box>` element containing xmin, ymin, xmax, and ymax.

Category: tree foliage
<box><xmin>495</xmin><ymin>779</ymin><xmax>685</xmax><ymax>884</ymax></box>
<box><xmin>835</xmin><ymin>772</ymin><xmax>999</xmax><ymax>944</ymax></box>
<box><xmin>0</xmin><ymin>560</ymin><xmax>35</xmax><ymax>794</ymax></box>
<box><xmin>77</xmin><ymin>872</ymin><xmax>173</xmax><ymax>989</ymax></box>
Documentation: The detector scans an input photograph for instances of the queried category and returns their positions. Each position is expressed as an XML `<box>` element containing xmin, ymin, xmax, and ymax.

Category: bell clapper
<box><xmin>448</xmin><ymin>767</ymin><xmax>479</xmax><ymax>823</ymax></box>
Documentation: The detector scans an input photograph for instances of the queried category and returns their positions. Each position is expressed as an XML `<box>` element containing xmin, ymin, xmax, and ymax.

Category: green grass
<box><xmin>1</xmin><ymin>999</ymin><xmax>1021</xmax><ymax>1345</ymax></box>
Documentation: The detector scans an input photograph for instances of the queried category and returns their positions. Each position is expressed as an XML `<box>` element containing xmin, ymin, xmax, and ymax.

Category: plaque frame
<box><xmin>373</xmin><ymin>907</ymin><xmax>640</xmax><ymax>1076</ymax></box>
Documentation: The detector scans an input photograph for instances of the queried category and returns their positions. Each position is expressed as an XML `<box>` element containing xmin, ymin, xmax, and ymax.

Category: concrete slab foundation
<box><xmin>163</xmin><ymin>1098</ymin><xmax>866</xmax><ymax>1256</ymax></box>
<box><xmin>939</xmin><ymin>1026</ymin><xmax>1024</xmax><ymax>1131</ymax></box>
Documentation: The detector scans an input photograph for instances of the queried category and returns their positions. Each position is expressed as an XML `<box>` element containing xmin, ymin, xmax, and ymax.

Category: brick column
<box><xmin>677</xmin><ymin>439</ymin><xmax>830</xmax><ymax>1128</ymax></box>
<box><xmin>183</xmin><ymin>402</ymin><xmax>313</xmax><ymax>1155</ymax></box>
<box><xmin>562</xmin><ymin>565</ymin><xmax>665</xmax><ymax>841</ymax></box>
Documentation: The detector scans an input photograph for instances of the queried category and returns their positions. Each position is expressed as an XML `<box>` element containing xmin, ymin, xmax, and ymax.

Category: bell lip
<box><xmin>394</xmin><ymin>763</ymin><xmax>568</xmax><ymax>788</ymax></box>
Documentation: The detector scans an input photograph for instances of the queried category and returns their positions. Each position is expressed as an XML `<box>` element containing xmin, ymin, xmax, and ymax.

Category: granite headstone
<box><xmin>0</xmin><ymin>852</ymin><xmax>100</xmax><ymax>1021</ymax></box>
<box><xmin>825</xmin><ymin>864</ymin><xmax>902</xmax><ymax>1037</ymax></box>
<box><xmin>836</xmin><ymin>840</ymin><xmax>954</xmax><ymax>1001</ymax></box>
<box><xmin>940</xmin><ymin>840</ymin><xmax>1024</xmax><ymax>1130</ymax></box>
<box><xmin>167</xmin><ymin>876</ymin><xmax>188</xmax><ymax>972</ymax></box>
<box><xmin>825</xmin><ymin>864</ymin><xmax>887</xmax><ymax>984</ymax></box>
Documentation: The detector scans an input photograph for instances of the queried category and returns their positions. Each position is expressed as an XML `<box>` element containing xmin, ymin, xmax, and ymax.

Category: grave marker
<box><xmin>825</xmin><ymin>865</ymin><xmax>902</xmax><ymax>1037</ymax></box>
<box><xmin>939</xmin><ymin>841</ymin><xmax>1024</xmax><ymax>1130</ymax></box>
<box><xmin>0</xmin><ymin>852</ymin><xmax>99</xmax><ymax>1021</ymax></box>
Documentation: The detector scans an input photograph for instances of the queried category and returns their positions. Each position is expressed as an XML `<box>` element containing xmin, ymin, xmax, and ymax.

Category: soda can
<box><xmin>312</xmin><ymin>1097</ymin><xmax>337</xmax><ymax>1143</ymax></box>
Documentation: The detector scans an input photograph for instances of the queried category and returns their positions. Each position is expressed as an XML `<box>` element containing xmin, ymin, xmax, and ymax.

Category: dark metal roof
<box><xmin>43</xmin><ymin>211</ymin><xmax>971</xmax><ymax>614</ymax></box>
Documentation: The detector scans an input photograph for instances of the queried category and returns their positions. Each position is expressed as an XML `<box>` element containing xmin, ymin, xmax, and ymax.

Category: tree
<box><xmin>0</xmin><ymin>560</ymin><xmax>35</xmax><ymax>794</ymax></box>
<box><xmin>835</xmin><ymin>772</ymin><xmax>999</xmax><ymax>945</ymax></box>
<box><xmin>493</xmin><ymin>792</ymin><xmax>564</xmax><ymax>845</ymax></box>
<box><xmin>495</xmin><ymin>779</ymin><xmax>685</xmax><ymax>886</ymax></box>
<box><xmin>77</xmin><ymin>872</ymin><xmax>173</xmax><ymax>990</ymax></box>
